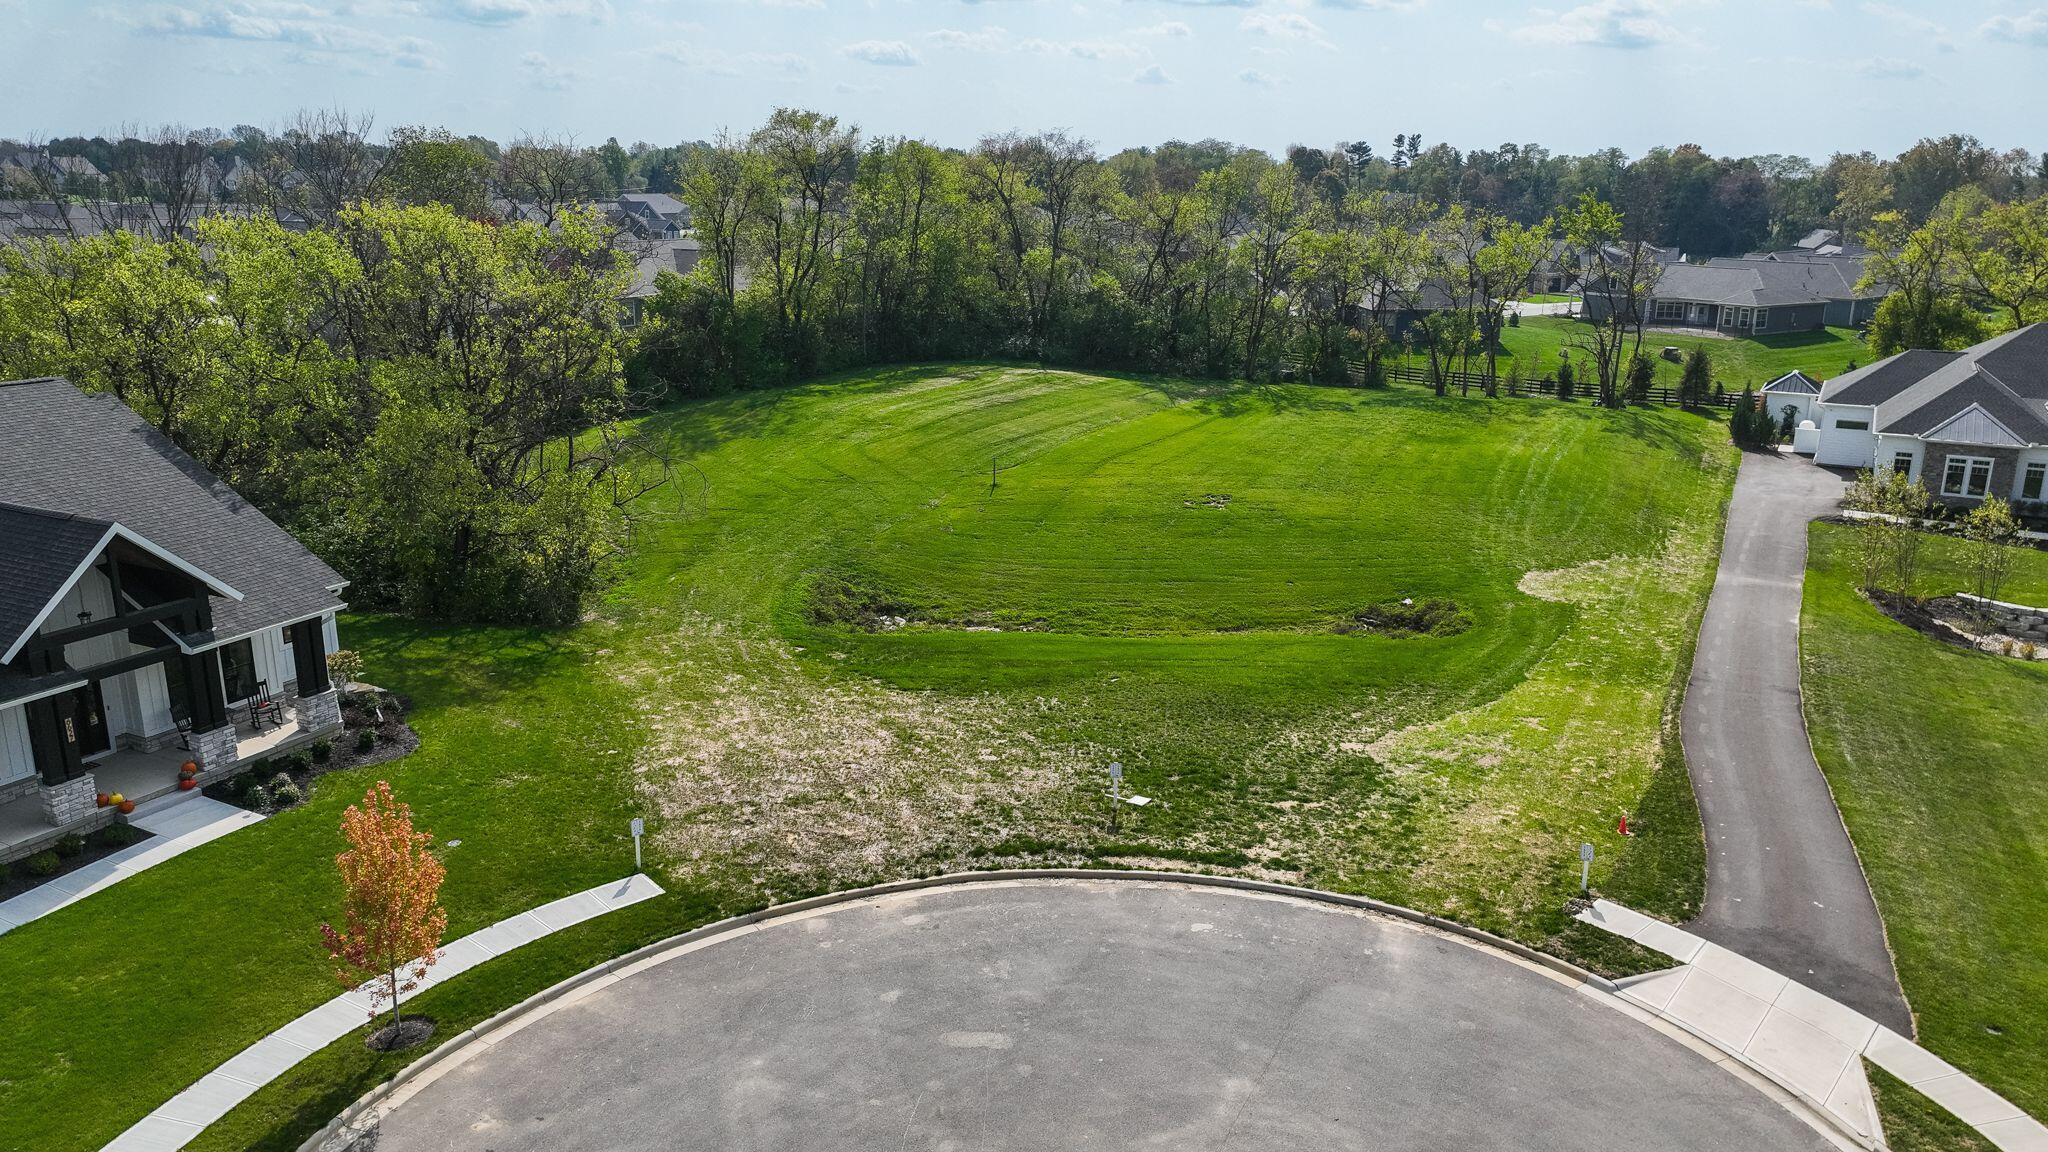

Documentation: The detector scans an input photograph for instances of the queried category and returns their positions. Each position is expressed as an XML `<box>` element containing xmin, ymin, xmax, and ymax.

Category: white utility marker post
<box><xmin>1108</xmin><ymin>762</ymin><xmax>1123</xmax><ymax>833</ymax></box>
<box><xmin>631</xmin><ymin>817</ymin><xmax>644</xmax><ymax>871</ymax></box>
<box><xmin>1579</xmin><ymin>842</ymin><xmax>1594</xmax><ymax>895</ymax></box>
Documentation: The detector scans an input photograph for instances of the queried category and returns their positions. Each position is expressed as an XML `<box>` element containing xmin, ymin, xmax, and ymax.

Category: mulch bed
<box><xmin>205</xmin><ymin>686</ymin><xmax>421</xmax><ymax>816</ymax></box>
<box><xmin>0</xmin><ymin>824</ymin><xmax>157</xmax><ymax>901</ymax></box>
<box><xmin>1865</xmin><ymin>589</ymin><xmax>2048</xmax><ymax>661</ymax></box>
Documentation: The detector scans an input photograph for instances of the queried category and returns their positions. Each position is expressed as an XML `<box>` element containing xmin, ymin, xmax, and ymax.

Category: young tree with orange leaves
<box><xmin>320</xmin><ymin>781</ymin><xmax>447</xmax><ymax>1038</ymax></box>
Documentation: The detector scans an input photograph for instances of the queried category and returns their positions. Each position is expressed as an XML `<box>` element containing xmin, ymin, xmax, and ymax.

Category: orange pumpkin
<box><xmin>96</xmin><ymin>792</ymin><xmax>111</xmax><ymax>807</ymax></box>
<box><xmin>180</xmin><ymin>760</ymin><xmax>199</xmax><ymax>774</ymax></box>
<box><xmin>117</xmin><ymin>799</ymin><xmax>136</xmax><ymax>814</ymax></box>
<box><xmin>177</xmin><ymin>778</ymin><xmax>197</xmax><ymax>791</ymax></box>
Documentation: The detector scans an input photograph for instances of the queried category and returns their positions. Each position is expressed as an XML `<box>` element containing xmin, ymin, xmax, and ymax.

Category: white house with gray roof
<box><xmin>0</xmin><ymin>378</ymin><xmax>346</xmax><ymax>860</ymax></box>
<box><xmin>1809</xmin><ymin>324</ymin><xmax>2048</xmax><ymax>511</ymax></box>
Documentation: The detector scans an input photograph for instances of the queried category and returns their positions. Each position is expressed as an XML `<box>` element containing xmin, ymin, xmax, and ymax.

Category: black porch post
<box><xmin>182</xmin><ymin>651</ymin><xmax>229</xmax><ymax>733</ymax></box>
<box><xmin>290</xmin><ymin>618</ymin><xmax>329</xmax><ymax>694</ymax></box>
<box><xmin>23</xmin><ymin>693</ymin><xmax>83</xmax><ymax>784</ymax></box>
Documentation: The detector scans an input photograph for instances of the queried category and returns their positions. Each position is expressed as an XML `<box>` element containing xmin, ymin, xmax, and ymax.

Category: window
<box><xmin>2023</xmin><ymin>462</ymin><xmax>2046</xmax><ymax>502</ymax></box>
<box><xmin>1736</xmin><ymin>308</ymin><xmax>1753</xmax><ymax>328</ymax></box>
<box><xmin>1655</xmin><ymin>300</ymin><xmax>1684</xmax><ymax>321</ymax></box>
<box><xmin>1753</xmin><ymin>309</ymin><xmax>1769</xmax><ymax>331</ymax></box>
<box><xmin>1943</xmin><ymin>455</ymin><xmax>1995</xmax><ymax>499</ymax></box>
<box><xmin>1720</xmin><ymin>307</ymin><xmax>1737</xmax><ymax>328</ymax></box>
<box><xmin>1835</xmin><ymin>419</ymin><xmax>1870</xmax><ymax>431</ymax></box>
<box><xmin>217</xmin><ymin>638</ymin><xmax>257</xmax><ymax>703</ymax></box>
<box><xmin>1893</xmin><ymin>451</ymin><xmax>1915</xmax><ymax>480</ymax></box>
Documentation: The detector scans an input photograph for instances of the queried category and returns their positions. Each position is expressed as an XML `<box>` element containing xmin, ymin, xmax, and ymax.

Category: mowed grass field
<box><xmin>0</xmin><ymin>366</ymin><xmax>1736</xmax><ymax>1151</ymax></box>
<box><xmin>1803</xmin><ymin>526</ymin><xmax>2048</xmax><ymax>1122</ymax></box>
<box><xmin>1401</xmin><ymin>316</ymin><xmax>1872</xmax><ymax>391</ymax></box>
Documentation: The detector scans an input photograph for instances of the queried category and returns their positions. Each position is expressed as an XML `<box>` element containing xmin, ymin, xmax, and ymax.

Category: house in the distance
<box><xmin>1585</xmin><ymin>255</ymin><xmax>1884</xmax><ymax>335</ymax></box>
<box><xmin>0</xmin><ymin>379</ymin><xmax>347</xmax><ymax>860</ymax></box>
<box><xmin>1808</xmin><ymin>324</ymin><xmax>2048</xmax><ymax>512</ymax></box>
<box><xmin>618</xmin><ymin>192</ymin><xmax>691</xmax><ymax>240</ymax></box>
<box><xmin>618</xmin><ymin>236</ymin><xmax>705</xmax><ymax>327</ymax></box>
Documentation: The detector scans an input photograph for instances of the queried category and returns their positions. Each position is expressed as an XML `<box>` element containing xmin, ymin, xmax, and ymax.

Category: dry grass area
<box><xmin>618</xmin><ymin>612</ymin><xmax>1101</xmax><ymax>899</ymax></box>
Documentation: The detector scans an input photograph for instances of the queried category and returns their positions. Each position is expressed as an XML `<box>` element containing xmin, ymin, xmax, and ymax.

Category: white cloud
<box><xmin>137</xmin><ymin>3</ymin><xmax>445</xmax><ymax>65</ymax></box>
<box><xmin>1132</xmin><ymin>62</ymin><xmax>1172</xmax><ymax>82</ymax></box>
<box><xmin>1981</xmin><ymin>9</ymin><xmax>2048</xmax><ymax>44</ymax></box>
<box><xmin>926</xmin><ymin>26</ymin><xmax>1010</xmax><ymax>51</ymax></box>
<box><xmin>1239</xmin><ymin>10</ymin><xmax>1327</xmax><ymax>41</ymax></box>
<box><xmin>519</xmin><ymin>49</ymin><xmax>576</xmax><ymax>88</ymax></box>
<box><xmin>1862</xmin><ymin>2</ymin><xmax>1954</xmax><ymax>50</ymax></box>
<box><xmin>1508</xmin><ymin>0</ymin><xmax>1694</xmax><ymax>49</ymax></box>
<box><xmin>429</xmin><ymin>0</ymin><xmax>613</xmax><ymax>23</ymax></box>
<box><xmin>1129</xmin><ymin>19</ymin><xmax>1192</xmax><ymax>36</ymax></box>
<box><xmin>1019</xmin><ymin>36</ymin><xmax>1144</xmax><ymax>59</ymax></box>
<box><xmin>1855</xmin><ymin>56</ymin><xmax>1924</xmax><ymax>78</ymax></box>
<box><xmin>653</xmin><ymin>43</ymin><xmax>809</xmax><ymax>75</ymax></box>
<box><xmin>840</xmin><ymin>38</ymin><xmax>921</xmax><ymax>65</ymax></box>
<box><xmin>1236</xmin><ymin>66</ymin><xmax>1275</xmax><ymax>86</ymax></box>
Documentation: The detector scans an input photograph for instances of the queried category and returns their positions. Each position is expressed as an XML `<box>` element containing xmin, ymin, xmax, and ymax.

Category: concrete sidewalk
<box><xmin>0</xmin><ymin>798</ymin><xmax>262</xmax><ymax>935</ymax></box>
<box><xmin>102</xmin><ymin>873</ymin><xmax>665</xmax><ymax>1152</ymax></box>
<box><xmin>1579</xmin><ymin>899</ymin><xmax>2046</xmax><ymax>1152</ymax></box>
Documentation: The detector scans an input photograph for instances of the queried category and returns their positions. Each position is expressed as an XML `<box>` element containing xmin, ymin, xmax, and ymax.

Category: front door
<box><xmin>72</xmin><ymin>683</ymin><xmax>110</xmax><ymax>759</ymax></box>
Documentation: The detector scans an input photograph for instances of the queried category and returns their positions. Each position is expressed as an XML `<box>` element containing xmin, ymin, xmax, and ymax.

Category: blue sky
<box><xmin>5</xmin><ymin>0</ymin><xmax>2046</xmax><ymax>159</ymax></box>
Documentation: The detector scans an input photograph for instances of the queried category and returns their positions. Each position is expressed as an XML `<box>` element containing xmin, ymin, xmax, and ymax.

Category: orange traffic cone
<box><xmin>1618</xmin><ymin>812</ymin><xmax>1632</xmax><ymax>837</ymax></box>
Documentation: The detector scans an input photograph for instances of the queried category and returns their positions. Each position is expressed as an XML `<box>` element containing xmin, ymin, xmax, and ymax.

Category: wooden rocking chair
<box><xmin>247</xmin><ymin>681</ymin><xmax>285</xmax><ymax>731</ymax></box>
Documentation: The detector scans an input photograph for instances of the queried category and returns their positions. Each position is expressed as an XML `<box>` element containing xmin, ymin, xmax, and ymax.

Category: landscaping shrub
<box><xmin>54</xmin><ymin>833</ymin><xmax>87</xmax><ymax>858</ymax></box>
<box><xmin>95</xmin><ymin>823</ymin><xmax>141</xmax><ymax>848</ymax></box>
<box><xmin>272</xmin><ymin>782</ymin><xmax>305</xmax><ymax>809</ymax></box>
<box><xmin>22</xmin><ymin>851</ymin><xmax>60</xmax><ymax>878</ymax></box>
<box><xmin>311</xmin><ymin>740</ymin><xmax>332</xmax><ymax>763</ymax></box>
<box><xmin>356</xmin><ymin>730</ymin><xmax>377</xmax><ymax>753</ymax></box>
<box><xmin>244</xmin><ymin>785</ymin><xmax>270</xmax><ymax>813</ymax></box>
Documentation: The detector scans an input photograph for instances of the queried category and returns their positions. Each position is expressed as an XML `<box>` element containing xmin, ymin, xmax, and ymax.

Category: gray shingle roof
<box><xmin>1654</xmin><ymin>257</ymin><xmax>1876</xmax><ymax>308</ymax></box>
<box><xmin>1816</xmin><ymin>324</ymin><xmax>2048</xmax><ymax>446</ymax></box>
<box><xmin>0</xmin><ymin>378</ymin><xmax>346</xmax><ymax>654</ymax></box>
<box><xmin>0</xmin><ymin>504</ymin><xmax>113</xmax><ymax>659</ymax></box>
<box><xmin>1763</xmin><ymin>371</ymin><xmax>1823</xmax><ymax>396</ymax></box>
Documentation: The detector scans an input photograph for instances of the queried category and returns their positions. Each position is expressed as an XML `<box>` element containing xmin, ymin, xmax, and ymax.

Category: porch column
<box><xmin>23</xmin><ymin>692</ymin><xmax>83</xmax><ymax>785</ymax></box>
<box><xmin>23</xmin><ymin>693</ymin><xmax>95</xmax><ymax>827</ymax></box>
<box><xmin>179</xmin><ymin>650</ymin><xmax>241</xmax><ymax>771</ymax></box>
<box><xmin>290</xmin><ymin>617</ymin><xmax>330</xmax><ymax>694</ymax></box>
<box><xmin>289</xmin><ymin>617</ymin><xmax>343</xmax><ymax>734</ymax></box>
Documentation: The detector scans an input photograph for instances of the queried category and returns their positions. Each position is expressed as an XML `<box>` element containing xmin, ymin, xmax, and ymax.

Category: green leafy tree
<box><xmin>1961</xmin><ymin>496</ymin><xmax>2020</xmax><ymax>608</ymax></box>
<box><xmin>380</xmin><ymin>126</ymin><xmax>494</xmax><ymax>216</ymax></box>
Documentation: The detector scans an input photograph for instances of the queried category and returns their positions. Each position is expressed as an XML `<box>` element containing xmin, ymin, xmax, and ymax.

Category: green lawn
<box><xmin>1408</xmin><ymin>316</ymin><xmax>1872</xmax><ymax>392</ymax></box>
<box><xmin>0</xmin><ymin>366</ymin><xmax>1737</xmax><ymax>1150</ymax></box>
<box><xmin>1802</xmin><ymin>525</ymin><xmax>2048</xmax><ymax>1123</ymax></box>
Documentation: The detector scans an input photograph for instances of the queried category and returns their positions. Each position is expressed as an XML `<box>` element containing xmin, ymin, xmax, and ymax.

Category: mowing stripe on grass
<box><xmin>102</xmin><ymin>874</ymin><xmax>664</xmax><ymax>1152</ymax></box>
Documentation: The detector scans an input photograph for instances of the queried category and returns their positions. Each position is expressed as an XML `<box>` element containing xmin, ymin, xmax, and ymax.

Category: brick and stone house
<box><xmin>0</xmin><ymin>378</ymin><xmax>346</xmax><ymax>860</ymax></box>
<box><xmin>1809</xmin><ymin>324</ymin><xmax>2048</xmax><ymax>512</ymax></box>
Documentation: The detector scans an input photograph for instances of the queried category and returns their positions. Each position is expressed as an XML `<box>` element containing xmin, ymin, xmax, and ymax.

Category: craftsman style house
<box><xmin>0</xmin><ymin>378</ymin><xmax>346</xmax><ymax>859</ymax></box>
<box><xmin>1808</xmin><ymin>324</ymin><xmax>2048</xmax><ymax>512</ymax></box>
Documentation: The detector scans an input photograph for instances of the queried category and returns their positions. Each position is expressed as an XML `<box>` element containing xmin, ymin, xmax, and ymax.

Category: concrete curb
<box><xmin>294</xmin><ymin>869</ymin><xmax>1865</xmax><ymax>1152</ymax></box>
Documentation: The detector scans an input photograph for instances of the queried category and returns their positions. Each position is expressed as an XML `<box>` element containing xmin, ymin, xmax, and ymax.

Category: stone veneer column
<box><xmin>190</xmin><ymin>725</ymin><xmax>240</xmax><ymax>772</ymax></box>
<box><xmin>297</xmin><ymin>688</ymin><xmax>342</xmax><ymax>733</ymax></box>
<box><xmin>39</xmin><ymin>774</ymin><xmax>97</xmax><ymax>827</ymax></box>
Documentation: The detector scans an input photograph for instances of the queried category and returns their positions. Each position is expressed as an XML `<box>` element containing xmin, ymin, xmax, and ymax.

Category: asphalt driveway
<box><xmin>1680</xmin><ymin>450</ymin><xmax>1909</xmax><ymax>1032</ymax></box>
<box><xmin>359</xmin><ymin>880</ymin><xmax>1838</xmax><ymax>1152</ymax></box>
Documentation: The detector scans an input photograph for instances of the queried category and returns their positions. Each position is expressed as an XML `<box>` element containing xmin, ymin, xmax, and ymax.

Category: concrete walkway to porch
<box><xmin>0</xmin><ymin>797</ymin><xmax>261</xmax><ymax>935</ymax></box>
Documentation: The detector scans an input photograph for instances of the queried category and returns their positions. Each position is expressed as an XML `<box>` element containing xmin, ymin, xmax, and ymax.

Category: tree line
<box><xmin>0</xmin><ymin>203</ymin><xmax>664</xmax><ymax>626</ymax></box>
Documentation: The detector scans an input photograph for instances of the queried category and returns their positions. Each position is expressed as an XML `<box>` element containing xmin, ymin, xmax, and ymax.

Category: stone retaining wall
<box><xmin>1955</xmin><ymin>593</ymin><xmax>2048</xmax><ymax>641</ymax></box>
<box><xmin>39</xmin><ymin>774</ymin><xmax>96</xmax><ymax>827</ymax></box>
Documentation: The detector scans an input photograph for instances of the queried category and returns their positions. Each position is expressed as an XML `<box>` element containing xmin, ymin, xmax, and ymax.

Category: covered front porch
<box><xmin>0</xmin><ymin>696</ymin><xmax>329</xmax><ymax>861</ymax></box>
